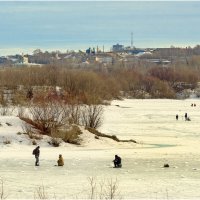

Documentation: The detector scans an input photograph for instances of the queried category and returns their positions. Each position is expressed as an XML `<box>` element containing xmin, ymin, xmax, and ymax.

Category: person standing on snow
<box><xmin>32</xmin><ymin>146</ymin><xmax>40</xmax><ymax>166</ymax></box>
<box><xmin>185</xmin><ymin>113</ymin><xmax>188</xmax><ymax>121</ymax></box>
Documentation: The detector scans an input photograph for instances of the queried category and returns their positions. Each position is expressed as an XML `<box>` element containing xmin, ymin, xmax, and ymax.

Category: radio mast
<box><xmin>131</xmin><ymin>32</ymin><xmax>133</xmax><ymax>49</ymax></box>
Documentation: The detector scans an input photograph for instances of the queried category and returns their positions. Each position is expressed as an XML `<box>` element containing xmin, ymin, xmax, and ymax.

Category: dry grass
<box><xmin>32</xmin><ymin>140</ymin><xmax>37</xmax><ymax>145</ymax></box>
<box><xmin>3</xmin><ymin>139</ymin><xmax>11</xmax><ymax>145</ymax></box>
<box><xmin>27</xmin><ymin>133</ymin><xmax>43</xmax><ymax>140</ymax></box>
<box><xmin>48</xmin><ymin>137</ymin><xmax>62</xmax><ymax>147</ymax></box>
<box><xmin>51</xmin><ymin>125</ymin><xmax>82</xmax><ymax>145</ymax></box>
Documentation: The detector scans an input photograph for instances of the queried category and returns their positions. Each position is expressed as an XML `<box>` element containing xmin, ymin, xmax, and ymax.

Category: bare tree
<box><xmin>27</xmin><ymin>101</ymin><xmax>68</xmax><ymax>135</ymax></box>
<box><xmin>81</xmin><ymin>105</ymin><xmax>103</xmax><ymax>129</ymax></box>
<box><xmin>67</xmin><ymin>104</ymin><xmax>81</xmax><ymax>125</ymax></box>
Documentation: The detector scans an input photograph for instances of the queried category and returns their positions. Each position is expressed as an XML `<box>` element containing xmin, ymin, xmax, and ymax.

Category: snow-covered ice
<box><xmin>1</xmin><ymin>99</ymin><xmax>200</xmax><ymax>199</ymax></box>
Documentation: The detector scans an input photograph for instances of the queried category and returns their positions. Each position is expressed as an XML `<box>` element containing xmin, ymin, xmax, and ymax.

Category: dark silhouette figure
<box><xmin>194</xmin><ymin>104</ymin><xmax>196</xmax><ymax>107</ymax></box>
<box><xmin>176</xmin><ymin>114</ymin><xmax>178</xmax><ymax>120</ymax></box>
<box><xmin>185</xmin><ymin>113</ymin><xmax>188</xmax><ymax>121</ymax></box>
<box><xmin>33</xmin><ymin>146</ymin><xmax>40</xmax><ymax>166</ymax></box>
<box><xmin>26</xmin><ymin>88</ymin><xmax>33</xmax><ymax>100</ymax></box>
<box><xmin>164</xmin><ymin>163</ymin><xmax>169</xmax><ymax>168</ymax></box>
<box><xmin>57</xmin><ymin>154</ymin><xmax>64</xmax><ymax>166</ymax></box>
<box><xmin>113</xmin><ymin>155</ymin><xmax>122</xmax><ymax>168</ymax></box>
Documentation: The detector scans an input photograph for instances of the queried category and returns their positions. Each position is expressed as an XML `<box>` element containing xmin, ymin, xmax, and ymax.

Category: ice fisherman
<box><xmin>113</xmin><ymin>155</ymin><xmax>122</xmax><ymax>168</ymax></box>
<box><xmin>57</xmin><ymin>154</ymin><xmax>64</xmax><ymax>166</ymax></box>
<box><xmin>32</xmin><ymin>146</ymin><xmax>40</xmax><ymax>166</ymax></box>
<box><xmin>185</xmin><ymin>113</ymin><xmax>188</xmax><ymax>120</ymax></box>
<box><xmin>176</xmin><ymin>114</ymin><xmax>178</xmax><ymax>120</ymax></box>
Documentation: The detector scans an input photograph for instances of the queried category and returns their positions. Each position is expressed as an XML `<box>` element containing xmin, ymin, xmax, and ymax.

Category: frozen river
<box><xmin>1</xmin><ymin>99</ymin><xmax>200</xmax><ymax>199</ymax></box>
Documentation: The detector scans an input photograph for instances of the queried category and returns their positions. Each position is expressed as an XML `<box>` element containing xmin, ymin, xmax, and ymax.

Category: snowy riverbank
<box><xmin>1</xmin><ymin>99</ymin><xmax>200</xmax><ymax>199</ymax></box>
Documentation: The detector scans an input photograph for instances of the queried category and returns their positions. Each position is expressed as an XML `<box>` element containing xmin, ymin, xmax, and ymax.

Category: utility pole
<box><xmin>131</xmin><ymin>32</ymin><xmax>133</xmax><ymax>49</ymax></box>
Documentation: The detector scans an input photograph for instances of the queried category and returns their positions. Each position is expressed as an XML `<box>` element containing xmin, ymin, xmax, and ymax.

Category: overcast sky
<box><xmin>1</xmin><ymin>0</ymin><xmax>199</xmax><ymax>55</ymax></box>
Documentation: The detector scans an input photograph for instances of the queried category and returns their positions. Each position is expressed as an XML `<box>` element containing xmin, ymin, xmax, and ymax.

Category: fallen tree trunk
<box><xmin>86</xmin><ymin>127</ymin><xmax>137</xmax><ymax>143</ymax></box>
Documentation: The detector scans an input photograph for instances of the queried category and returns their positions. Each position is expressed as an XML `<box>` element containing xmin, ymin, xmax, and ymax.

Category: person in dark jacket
<box><xmin>176</xmin><ymin>114</ymin><xmax>178</xmax><ymax>120</ymax></box>
<box><xmin>113</xmin><ymin>155</ymin><xmax>122</xmax><ymax>168</ymax></box>
<box><xmin>185</xmin><ymin>113</ymin><xmax>188</xmax><ymax>121</ymax></box>
<box><xmin>33</xmin><ymin>146</ymin><xmax>40</xmax><ymax>166</ymax></box>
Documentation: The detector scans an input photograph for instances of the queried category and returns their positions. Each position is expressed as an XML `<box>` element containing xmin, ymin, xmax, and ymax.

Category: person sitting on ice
<box><xmin>113</xmin><ymin>155</ymin><xmax>122</xmax><ymax>168</ymax></box>
<box><xmin>57</xmin><ymin>154</ymin><xmax>64</xmax><ymax>166</ymax></box>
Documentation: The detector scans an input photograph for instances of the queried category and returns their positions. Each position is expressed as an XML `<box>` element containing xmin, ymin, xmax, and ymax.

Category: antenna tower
<box><xmin>131</xmin><ymin>32</ymin><xmax>133</xmax><ymax>48</ymax></box>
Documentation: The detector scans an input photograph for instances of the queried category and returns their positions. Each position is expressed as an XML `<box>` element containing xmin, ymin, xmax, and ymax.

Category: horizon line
<box><xmin>1</xmin><ymin>0</ymin><xmax>200</xmax><ymax>1</ymax></box>
<box><xmin>1</xmin><ymin>44</ymin><xmax>200</xmax><ymax>56</ymax></box>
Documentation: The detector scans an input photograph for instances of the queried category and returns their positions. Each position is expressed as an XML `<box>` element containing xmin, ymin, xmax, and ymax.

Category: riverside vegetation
<box><xmin>0</xmin><ymin>59</ymin><xmax>199</xmax><ymax>144</ymax></box>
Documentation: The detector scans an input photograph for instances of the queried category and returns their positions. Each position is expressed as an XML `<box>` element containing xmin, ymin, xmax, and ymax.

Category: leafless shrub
<box><xmin>28</xmin><ymin>101</ymin><xmax>68</xmax><ymax>135</ymax></box>
<box><xmin>62</xmin><ymin>125</ymin><xmax>82</xmax><ymax>144</ymax></box>
<box><xmin>81</xmin><ymin>105</ymin><xmax>103</xmax><ymax>129</ymax></box>
<box><xmin>21</xmin><ymin>102</ymin><xmax>83</xmax><ymax>143</ymax></box>
<box><xmin>0</xmin><ymin>178</ymin><xmax>8</xmax><ymax>200</ymax></box>
<box><xmin>0</xmin><ymin>106</ymin><xmax>8</xmax><ymax>116</ymax></box>
<box><xmin>86</xmin><ymin>177</ymin><xmax>122</xmax><ymax>200</ymax></box>
<box><xmin>88</xmin><ymin>177</ymin><xmax>97</xmax><ymax>199</ymax></box>
<box><xmin>17</xmin><ymin>106</ymin><xmax>26</xmax><ymax>118</ymax></box>
<box><xmin>28</xmin><ymin>133</ymin><xmax>43</xmax><ymax>140</ymax></box>
<box><xmin>32</xmin><ymin>140</ymin><xmax>37</xmax><ymax>145</ymax></box>
<box><xmin>33</xmin><ymin>184</ymin><xmax>58</xmax><ymax>200</ymax></box>
<box><xmin>66</xmin><ymin>104</ymin><xmax>81</xmax><ymax>125</ymax></box>
<box><xmin>22</xmin><ymin>123</ymin><xmax>43</xmax><ymax>140</ymax></box>
<box><xmin>0</xmin><ymin>105</ymin><xmax>14</xmax><ymax>116</ymax></box>
<box><xmin>48</xmin><ymin>137</ymin><xmax>62</xmax><ymax>147</ymax></box>
<box><xmin>22</xmin><ymin>122</ymin><xmax>34</xmax><ymax>134</ymax></box>
<box><xmin>12</xmin><ymin>90</ymin><xmax>28</xmax><ymax>106</ymax></box>
<box><xmin>103</xmin><ymin>178</ymin><xmax>121</xmax><ymax>199</ymax></box>
<box><xmin>34</xmin><ymin>184</ymin><xmax>48</xmax><ymax>200</ymax></box>
<box><xmin>3</xmin><ymin>139</ymin><xmax>11</xmax><ymax>145</ymax></box>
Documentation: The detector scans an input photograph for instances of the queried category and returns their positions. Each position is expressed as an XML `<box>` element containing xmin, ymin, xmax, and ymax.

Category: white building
<box><xmin>22</xmin><ymin>55</ymin><xmax>29</xmax><ymax>64</ymax></box>
<box><xmin>95</xmin><ymin>56</ymin><xmax>113</xmax><ymax>64</ymax></box>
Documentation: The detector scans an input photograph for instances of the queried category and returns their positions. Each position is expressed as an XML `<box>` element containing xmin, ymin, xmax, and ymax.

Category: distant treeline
<box><xmin>0</xmin><ymin>62</ymin><xmax>199</xmax><ymax>105</ymax></box>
